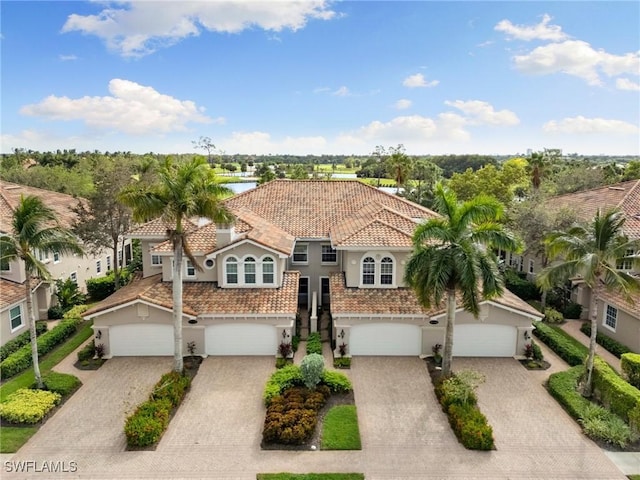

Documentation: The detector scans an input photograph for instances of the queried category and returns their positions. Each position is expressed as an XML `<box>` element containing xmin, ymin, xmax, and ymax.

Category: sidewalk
<box><xmin>559</xmin><ymin>319</ymin><xmax>622</xmax><ymax>373</ymax></box>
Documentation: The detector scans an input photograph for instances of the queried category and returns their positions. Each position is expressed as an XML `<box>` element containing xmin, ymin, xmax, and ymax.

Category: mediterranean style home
<box><xmin>0</xmin><ymin>180</ymin><xmax>131</xmax><ymax>346</ymax></box>
<box><xmin>523</xmin><ymin>179</ymin><xmax>640</xmax><ymax>353</ymax></box>
<box><xmin>84</xmin><ymin>180</ymin><xmax>542</xmax><ymax>358</ymax></box>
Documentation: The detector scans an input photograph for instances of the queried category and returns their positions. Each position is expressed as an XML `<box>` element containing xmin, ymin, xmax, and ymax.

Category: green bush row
<box><xmin>263</xmin><ymin>365</ymin><xmax>352</xmax><ymax>406</ymax></box>
<box><xmin>548</xmin><ymin>366</ymin><xmax>637</xmax><ymax>447</ymax></box>
<box><xmin>579</xmin><ymin>322</ymin><xmax>632</xmax><ymax>358</ymax></box>
<box><xmin>622</xmin><ymin>353</ymin><xmax>640</xmax><ymax>390</ymax></box>
<box><xmin>532</xmin><ymin>321</ymin><xmax>587</xmax><ymax>366</ymax></box>
<box><xmin>86</xmin><ymin>271</ymin><xmax>130</xmax><ymax>301</ymax></box>
<box><xmin>0</xmin><ymin>322</ymin><xmax>48</xmax><ymax>361</ymax></box>
<box><xmin>77</xmin><ymin>340</ymin><xmax>95</xmax><ymax>362</ymax></box>
<box><xmin>0</xmin><ymin>317</ymin><xmax>83</xmax><ymax>380</ymax></box>
<box><xmin>0</xmin><ymin>388</ymin><xmax>61</xmax><ymax>424</ymax></box>
<box><xmin>124</xmin><ymin>372</ymin><xmax>191</xmax><ymax>448</ymax></box>
<box><xmin>592</xmin><ymin>357</ymin><xmax>640</xmax><ymax>431</ymax></box>
<box><xmin>504</xmin><ymin>269</ymin><xmax>540</xmax><ymax>301</ymax></box>
<box><xmin>41</xmin><ymin>371</ymin><xmax>82</xmax><ymax>396</ymax></box>
<box><xmin>306</xmin><ymin>332</ymin><xmax>322</xmax><ymax>355</ymax></box>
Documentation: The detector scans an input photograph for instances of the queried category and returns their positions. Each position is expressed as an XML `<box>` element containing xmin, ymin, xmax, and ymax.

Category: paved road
<box><xmin>2</xmin><ymin>355</ymin><xmax>627</xmax><ymax>479</ymax></box>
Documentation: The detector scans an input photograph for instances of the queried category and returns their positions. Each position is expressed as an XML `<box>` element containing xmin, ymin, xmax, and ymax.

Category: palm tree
<box><xmin>119</xmin><ymin>157</ymin><xmax>234</xmax><ymax>373</ymax></box>
<box><xmin>386</xmin><ymin>145</ymin><xmax>413</xmax><ymax>194</ymax></box>
<box><xmin>537</xmin><ymin>208</ymin><xmax>640</xmax><ymax>396</ymax></box>
<box><xmin>0</xmin><ymin>195</ymin><xmax>84</xmax><ymax>388</ymax></box>
<box><xmin>527</xmin><ymin>151</ymin><xmax>548</xmax><ymax>192</ymax></box>
<box><xmin>405</xmin><ymin>184</ymin><xmax>521</xmax><ymax>376</ymax></box>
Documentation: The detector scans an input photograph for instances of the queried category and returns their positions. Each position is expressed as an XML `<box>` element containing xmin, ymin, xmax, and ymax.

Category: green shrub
<box><xmin>333</xmin><ymin>357</ymin><xmax>351</xmax><ymax>369</ymax></box>
<box><xmin>504</xmin><ymin>269</ymin><xmax>540</xmax><ymax>301</ymax></box>
<box><xmin>64</xmin><ymin>304</ymin><xmax>89</xmax><ymax>319</ymax></box>
<box><xmin>0</xmin><ymin>322</ymin><xmax>48</xmax><ymax>361</ymax></box>
<box><xmin>543</xmin><ymin>307</ymin><xmax>564</xmax><ymax>324</ymax></box>
<box><xmin>447</xmin><ymin>403</ymin><xmax>494</xmax><ymax>450</ymax></box>
<box><xmin>532</xmin><ymin>340</ymin><xmax>544</xmax><ymax>362</ymax></box>
<box><xmin>86</xmin><ymin>271</ymin><xmax>129</xmax><ymax>301</ymax></box>
<box><xmin>0</xmin><ymin>317</ymin><xmax>82</xmax><ymax>380</ymax></box>
<box><xmin>532</xmin><ymin>321</ymin><xmax>587</xmax><ymax>366</ymax></box>
<box><xmin>124</xmin><ymin>398</ymin><xmax>172</xmax><ymax>447</ymax></box>
<box><xmin>563</xmin><ymin>302</ymin><xmax>583</xmax><ymax>319</ymax></box>
<box><xmin>629</xmin><ymin>403</ymin><xmax>640</xmax><ymax>434</ymax></box>
<box><xmin>320</xmin><ymin>370</ymin><xmax>352</xmax><ymax>393</ymax></box>
<box><xmin>301</xmin><ymin>354</ymin><xmax>324</xmax><ymax>390</ymax></box>
<box><xmin>291</xmin><ymin>335</ymin><xmax>300</xmax><ymax>353</ymax></box>
<box><xmin>592</xmin><ymin>357</ymin><xmax>640</xmax><ymax>430</ymax></box>
<box><xmin>306</xmin><ymin>332</ymin><xmax>322</xmax><ymax>355</ymax></box>
<box><xmin>579</xmin><ymin>404</ymin><xmax>637</xmax><ymax>449</ymax></box>
<box><xmin>0</xmin><ymin>388</ymin><xmax>61</xmax><ymax>424</ymax></box>
<box><xmin>77</xmin><ymin>340</ymin><xmax>95</xmax><ymax>362</ymax></box>
<box><xmin>47</xmin><ymin>305</ymin><xmax>65</xmax><ymax>320</ymax></box>
<box><xmin>263</xmin><ymin>365</ymin><xmax>303</xmax><ymax>405</ymax></box>
<box><xmin>548</xmin><ymin>366</ymin><xmax>591</xmax><ymax>420</ymax></box>
<box><xmin>580</xmin><ymin>323</ymin><xmax>632</xmax><ymax>358</ymax></box>
<box><xmin>622</xmin><ymin>353</ymin><xmax>640</xmax><ymax>389</ymax></box>
<box><xmin>151</xmin><ymin>372</ymin><xmax>191</xmax><ymax>408</ymax></box>
<box><xmin>41</xmin><ymin>371</ymin><xmax>81</xmax><ymax>396</ymax></box>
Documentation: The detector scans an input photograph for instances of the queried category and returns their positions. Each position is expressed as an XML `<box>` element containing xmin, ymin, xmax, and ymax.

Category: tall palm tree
<box><xmin>0</xmin><ymin>195</ymin><xmax>84</xmax><ymax>388</ymax></box>
<box><xmin>405</xmin><ymin>184</ymin><xmax>521</xmax><ymax>376</ymax></box>
<box><xmin>528</xmin><ymin>151</ymin><xmax>548</xmax><ymax>192</ymax></box>
<box><xmin>119</xmin><ymin>157</ymin><xmax>234</xmax><ymax>373</ymax></box>
<box><xmin>537</xmin><ymin>208</ymin><xmax>640</xmax><ymax>396</ymax></box>
<box><xmin>386</xmin><ymin>145</ymin><xmax>413</xmax><ymax>194</ymax></box>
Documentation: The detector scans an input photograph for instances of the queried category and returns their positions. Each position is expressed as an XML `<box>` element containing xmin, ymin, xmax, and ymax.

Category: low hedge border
<box><xmin>592</xmin><ymin>357</ymin><xmax>640</xmax><ymax>431</ymax></box>
<box><xmin>0</xmin><ymin>317</ymin><xmax>83</xmax><ymax>380</ymax></box>
<box><xmin>0</xmin><ymin>322</ymin><xmax>48</xmax><ymax>361</ymax></box>
<box><xmin>124</xmin><ymin>371</ymin><xmax>191</xmax><ymax>448</ymax></box>
<box><xmin>622</xmin><ymin>353</ymin><xmax>640</xmax><ymax>390</ymax></box>
<box><xmin>263</xmin><ymin>364</ymin><xmax>352</xmax><ymax>406</ymax></box>
<box><xmin>0</xmin><ymin>388</ymin><xmax>61</xmax><ymax>424</ymax></box>
<box><xmin>532</xmin><ymin>321</ymin><xmax>587</xmax><ymax>366</ymax></box>
<box><xmin>579</xmin><ymin>322</ymin><xmax>632</xmax><ymax>358</ymax></box>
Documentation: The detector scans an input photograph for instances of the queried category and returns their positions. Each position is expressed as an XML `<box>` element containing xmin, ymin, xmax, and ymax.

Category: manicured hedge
<box><xmin>532</xmin><ymin>321</ymin><xmax>587</xmax><ymax>366</ymax></box>
<box><xmin>592</xmin><ymin>357</ymin><xmax>640</xmax><ymax>431</ymax></box>
<box><xmin>548</xmin><ymin>366</ymin><xmax>591</xmax><ymax>420</ymax></box>
<box><xmin>124</xmin><ymin>372</ymin><xmax>191</xmax><ymax>448</ymax></box>
<box><xmin>580</xmin><ymin>322</ymin><xmax>632</xmax><ymax>358</ymax></box>
<box><xmin>306</xmin><ymin>332</ymin><xmax>322</xmax><ymax>355</ymax></box>
<box><xmin>41</xmin><ymin>371</ymin><xmax>82</xmax><ymax>396</ymax></box>
<box><xmin>0</xmin><ymin>322</ymin><xmax>48</xmax><ymax>361</ymax></box>
<box><xmin>0</xmin><ymin>317</ymin><xmax>83</xmax><ymax>380</ymax></box>
<box><xmin>622</xmin><ymin>353</ymin><xmax>640</xmax><ymax>390</ymax></box>
<box><xmin>0</xmin><ymin>388</ymin><xmax>61</xmax><ymax>424</ymax></box>
<box><xmin>263</xmin><ymin>365</ymin><xmax>352</xmax><ymax>406</ymax></box>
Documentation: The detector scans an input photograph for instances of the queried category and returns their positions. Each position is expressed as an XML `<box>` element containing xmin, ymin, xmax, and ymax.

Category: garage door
<box><xmin>110</xmin><ymin>324</ymin><xmax>173</xmax><ymax>356</ymax></box>
<box><xmin>206</xmin><ymin>324</ymin><xmax>277</xmax><ymax>355</ymax></box>
<box><xmin>453</xmin><ymin>324</ymin><xmax>517</xmax><ymax>357</ymax></box>
<box><xmin>349</xmin><ymin>323</ymin><xmax>422</xmax><ymax>356</ymax></box>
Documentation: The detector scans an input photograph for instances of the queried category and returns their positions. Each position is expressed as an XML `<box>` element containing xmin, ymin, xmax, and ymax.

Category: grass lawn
<box><xmin>257</xmin><ymin>475</ymin><xmax>364</xmax><ymax>480</ymax></box>
<box><xmin>321</xmin><ymin>405</ymin><xmax>362</xmax><ymax>450</ymax></box>
<box><xmin>628</xmin><ymin>476</ymin><xmax>640</xmax><ymax>480</ymax></box>
<box><xmin>0</xmin><ymin>427</ymin><xmax>38</xmax><ymax>453</ymax></box>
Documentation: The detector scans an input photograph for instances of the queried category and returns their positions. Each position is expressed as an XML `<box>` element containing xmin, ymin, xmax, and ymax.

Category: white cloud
<box><xmin>495</xmin><ymin>14</ymin><xmax>568</xmax><ymax>42</ymax></box>
<box><xmin>402</xmin><ymin>73</ymin><xmax>439</xmax><ymax>88</ymax></box>
<box><xmin>444</xmin><ymin>100</ymin><xmax>519</xmax><ymax>126</ymax></box>
<box><xmin>62</xmin><ymin>1</ymin><xmax>337</xmax><ymax>57</ymax></box>
<box><xmin>58</xmin><ymin>54</ymin><xmax>78</xmax><ymax>61</ymax></box>
<box><xmin>221</xmin><ymin>131</ymin><xmax>327</xmax><ymax>155</ymax></box>
<box><xmin>512</xmin><ymin>40</ymin><xmax>640</xmax><ymax>86</ymax></box>
<box><xmin>332</xmin><ymin>86</ymin><xmax>350</xmax><ymax>97</ymax></box>
<box><xmin>20</xmin><ymin>79</ymin><xmax>217</xmax><ymax>135</ymax></box>
<box><xmin>616</xmin><ymin>78</ymin><xmax>640</xmax><ymax>91</ymax></box>
<box><xmin>543</xmin><ymin>116</ymin><xmax>639</xmax><ymax>135</ymax></box>
<box><xmin>394</xmin><ymin>99</ymin><xmax>412</xmax><ymax>110</ymax></box>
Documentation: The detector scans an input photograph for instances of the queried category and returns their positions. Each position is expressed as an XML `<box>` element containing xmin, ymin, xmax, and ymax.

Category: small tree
<box><xmin>300</xmin><ymin>353</ymin><xmax>324</xmax><ymax>389</ymax></box>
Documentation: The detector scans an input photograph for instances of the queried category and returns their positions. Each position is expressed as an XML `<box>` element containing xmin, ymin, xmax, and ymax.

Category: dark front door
<box><xmin>298</xmin><ymin>277</ymin><xmax>309</xmax><ymax>307</ymax></box>
<box><xmin>321</xmin><ymin>277</ymin><xmax>330</xmax><ymax>308</ymax></box>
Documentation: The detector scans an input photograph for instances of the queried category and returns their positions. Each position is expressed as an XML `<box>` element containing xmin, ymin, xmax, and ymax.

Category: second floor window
<box><xmin>361</xmin><ymin>254</ymin><xmax>395</xmax><ymax>287</ymax></box>
<box><xmin>244</xmin><ymin>257</ymin><xmax>256</xmax><ymax>284</ymax></box>
<box><xmin>53</xmin><ymin>251</ymin><xmax>60</xmax><ymax>264</ymax></box>
<box><xmin>96</xmin><ymin>260</ymin><xmax>102</xmax><ymax>274</ymax></box>
<box><xmin>616</xmin><ymin>249</ymin><xmax>635</xmax><ymax>271</ymax></box>
<box><xmin>321</xmin><ymin>244</ymin><xmax>337</xmax><ymax>264</ymax></box>
<box><xmin>224</xmin><ymin>255</ymin><xmax>276</xmax><ymax>286</ymax></box>
<box><xmin>293</xmin><ymin>243</ymin><xmax>308</xmax><ymax>264</ymax></box>
<box><xmin>226</xmin><ymin>257</ymin><xmax>238</xmax><ymax>284</ymax></box>
<box><xmin>185</xmin><ymin>260</ymin><xmax>196</xmax><ymax>278</ymax></box>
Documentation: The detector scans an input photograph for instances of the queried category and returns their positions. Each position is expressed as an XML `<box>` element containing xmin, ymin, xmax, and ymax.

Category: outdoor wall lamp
<box><xmin>282</xmin><ymin>330</ymin><xmax>289</xmax><ymax>339</ymax></box>
<box><xmin>96</xmin><ymin>330</ymin><xmax>102</xmax><ymax>340</ymax></box>
<box><xmin>338</xmin><ymin>329</ymin><xmax>345</xmax><ymax>339</ymax></box>
<box><xmin>524</xmin><ymin>331</ymin><xmax>530</xmax><ymax>340</ymax></box>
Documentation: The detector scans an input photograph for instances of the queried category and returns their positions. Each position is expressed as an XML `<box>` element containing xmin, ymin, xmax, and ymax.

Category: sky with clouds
<box><xmin>1</xmin><ymin>1</ymin><xmax>638</xmax><ymax>156</ymax></box>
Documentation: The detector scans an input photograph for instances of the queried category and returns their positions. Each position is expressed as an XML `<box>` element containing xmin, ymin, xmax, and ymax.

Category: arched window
<box><xmin>380</xmin><ymin>257</ymin><xmax>393</xmax><ymax>285</ymax></box>
<box><xmin>244</xmin><ymin>256</ymin><xmax>256</xmax><ymax>284</ymax></box>
<box><xmin>362</xmin><ymin>257</ymin><xmax>375</xmax><ymax>285</ymax></box>
<box><xmin>226</xmin><ymin>256</ymin><xmax>238</xmax><ymax>284</ymax></box>
<box><xmin>262</xmin><ymin>256</ymin><xmax>274</xmax><ymax>284</ymax></box>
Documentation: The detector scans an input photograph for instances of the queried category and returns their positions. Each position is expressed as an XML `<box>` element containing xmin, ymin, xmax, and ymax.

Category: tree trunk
<box><xmin>582</xmin><ymin>283</ymin><xmax>600</xmax><ymax>397</ymax></box>
<box><xmin>25</xmin><ymin>276</ymin><xmax>43</xmax><ymax>389</ymax></box>
<box><xmin>441</xmin><ymin>288</ymin><xmax>457</xmax><ymax>377</ymax></box>
<box><xmin>172</xmin><ymin>236</ymin><xmax>184</xmax><ymax>373</ymax></box>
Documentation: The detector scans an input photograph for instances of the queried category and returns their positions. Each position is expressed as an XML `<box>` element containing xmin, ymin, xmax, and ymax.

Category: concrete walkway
<box><xmin>559</xmin><ymin>319</ymin><xmax>622</xmax><ymax>372</ymax></box>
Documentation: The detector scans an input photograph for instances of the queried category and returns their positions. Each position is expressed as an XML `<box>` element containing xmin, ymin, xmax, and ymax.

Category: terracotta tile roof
<box><xmin>84</xmin><ymin>271</ymin><xmax>300</xmax><ymax>318</ymax></box>
<box><xmin>224</xmin><ymin>180</ymin><xmax>438</xmax><ymax>239</ymax></box>
<box><xmin>0</xmin><ymin>279</ymin><xmax>26</xmax><ymax>310</ymax></box>
<box><xmin>233</xmin><ymin>207</ymin><xmax>295</xmax><ymax>255</ymax></box>
<box><xmin>549</xmin><ymin>180</ymin><xmax>640</xmax><ymax>239</ymax></box>
<box><xmin>598</xmin><ymin>285</ymin><xmax>640</xmax><ymax>317</ymax></box>
<box><xmin>0</xmin><ymin>180</ymin><xmax>85</xmax><ymax>231</ymax></box>
<box><xmin>128</xmin><ymin>217</ymin><xmax>198</xmax><ymax>239</ymax></box>
<box><xmin>329</xmin><ymin>273</ymin><xmax>543</xmax><ymax>319</ymax></box>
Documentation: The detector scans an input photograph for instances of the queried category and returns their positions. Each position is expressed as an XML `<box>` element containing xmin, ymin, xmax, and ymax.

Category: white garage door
<box><xmin>206</xmin><ymin>324</ymin><xmax>277</xmax><ymax>355</ymax></box>
<box><xmin>349</xmin><ymin>323</ymin><xmax>422</xmax><ymax>356</ymax></box>
<box><xmin>110</xmin><ymin>324</ymin><xmax>173</xmax><ymax>356</ymax></box>
<box><xmin>453</xmin><ymin>324</ymin><xmax>517</xmax><ymax>357</ymax></box>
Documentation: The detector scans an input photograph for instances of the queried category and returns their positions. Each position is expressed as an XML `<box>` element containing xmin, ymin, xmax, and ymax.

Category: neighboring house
<box><xmin>525</xmin><ymin>180</ymin><xmax>640</xmax><ymax>352</ymax></box>
<box><xmin>84</xmin><ymin>180</ymin><xmax>542</xmax><ymax>358</ymax></box>
<box><xmin>0</xmin><ymin>180</ymin><xmax>131</xmax><ymax>345</ymax></box>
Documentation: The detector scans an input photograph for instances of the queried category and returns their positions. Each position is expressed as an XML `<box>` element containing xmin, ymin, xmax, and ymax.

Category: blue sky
<box><xmin>1</xmin><ymin>1</ymin><xmax>639</xmax><ymax>156</ymax></box>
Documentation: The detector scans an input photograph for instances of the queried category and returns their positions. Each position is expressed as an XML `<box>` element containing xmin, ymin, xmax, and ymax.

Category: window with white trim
<box><xmin>361</xmin><ymin>253</ymin><xmax>395</xmax><ymax>287</ymax></box>
<box><xmin>321</xmin><ymin>244</ymin><xmax>337</xmax><ymax>264</ymax></box>
<box><xmin>226</xmin><ymin>257</ymin><xmax>238</xmax><ymax>284</ymax></box>
<box><xmin>185</xmin><ymin>260</ymin><xmax>196</xmax><ymax>278</ymax></box>
<box><xmin>262</xmin><ymin>257</ymin><xmax>274</xmax><ymax>284</ymax></box>
<box><xmin>617</xmin><ymin>249</ymin><xmax>635</xmax><ymax>271</ymax></box>
<box><xmin>244</xmin><ymin>256</ymin><xmax>256</xmax><ymax>284</ymax></box>
<box><xmin>96</xmin><ymin>260</ymin><xmax>102</xmax><ymax>274</ymax></box>
<box><xmin>151</xmin><ymin>253</ymin><xmax>162</xmax><ymax>266</ymax></box>
<box><xmin>70</xmin><ymin>272</ymin><xmax>77</xmax><ymax>284</ymax></box>
<box><xmin>106</xmin><ymin>255</ymin><xmax>111</xmax><ymax>271</ymax></box>
<box><xmin>10</xmin><ymin>305</ymin><xmax>24</xmax><ymax>331</ymax></box>
<box><xmin>1</xmin><ymin>258</ymin><xmax>10</xmax><ymax>272</ymax></box>
<box><xmin>293</xmin><ymin>243</ymin><xmax>308</xmax><ymax>264</ymax></box>
<box><xmin>53</xmin><ymin>251</ymin><xmax>60</xmax><ymax>264</ymax></box>
<box><xmin>604</xmin><ymin>305</ymin><xmax>617</xmax><ymax>331</ymax></box>
<box><xmin>528</xmin><ymin>259</ymin><xmax>535</xmax><ymax>274</ymax></box>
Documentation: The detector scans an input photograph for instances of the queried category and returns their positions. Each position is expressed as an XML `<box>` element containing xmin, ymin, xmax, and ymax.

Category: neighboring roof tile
<box><xmin>598</xmin><ymin>287</ymin><xmax>640</xmax><ymax>317</ymax></box>
<box><xmin>84</xmin><ymin>271</ymin><xmax>300</xmax><ymax>318</ymax></box>
<box><xmin>0</xmin><ymin>279</ymin><xmax>26</xmax><ymax>310</ymax></box>
<box><xmin>234</xmin><ymin>207</ymin><xmax>295</xmax><ymax>255</ymax></box>
<box><xmin>128</xmin><ymin>217</ymin><xmax>198</xmax><ymax>239</ymax></box>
